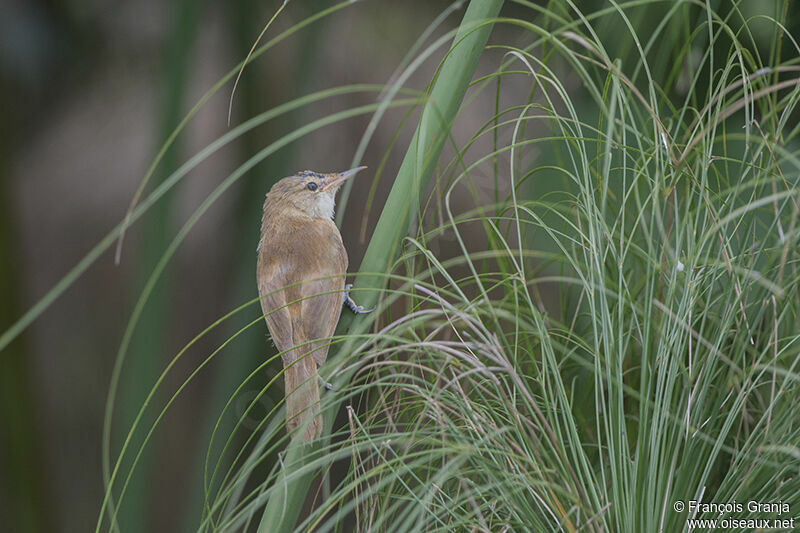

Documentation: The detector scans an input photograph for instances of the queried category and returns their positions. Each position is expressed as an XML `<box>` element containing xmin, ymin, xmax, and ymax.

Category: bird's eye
<box><xmin>306</xmin><ymin>182</ymin><xmax>318</xmax><ymax>192</ymax></box>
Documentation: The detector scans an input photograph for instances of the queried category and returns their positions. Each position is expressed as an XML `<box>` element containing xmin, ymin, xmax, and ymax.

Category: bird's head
<box><xmin>264</xmin><ymin>166</ymin><xmax>367</xmax><ymax>219</ymax></box>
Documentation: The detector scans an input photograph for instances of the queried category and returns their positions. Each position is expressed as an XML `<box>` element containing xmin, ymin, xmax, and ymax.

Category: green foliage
<box><xmin>214</xmin><ymin>1</ymin><xmax>800</xmax><ymax>531</ymax></box>
<box><xmin>3</xmin><ymin>0</ymin><xmax>798</xmax><ymax>532</ymax></box>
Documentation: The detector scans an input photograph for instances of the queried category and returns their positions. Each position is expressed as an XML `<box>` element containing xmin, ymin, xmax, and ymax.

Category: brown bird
<box><xmin>257</xmin><ymin>167</ymin><xmax>372</xmax><ymax>442</ymax></box>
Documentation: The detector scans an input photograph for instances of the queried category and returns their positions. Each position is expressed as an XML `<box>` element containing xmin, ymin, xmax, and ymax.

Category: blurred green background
<box><xmin>0</xmin><ymin>0</ymin><xmax>795</xmax><ymax>532</ymax></box>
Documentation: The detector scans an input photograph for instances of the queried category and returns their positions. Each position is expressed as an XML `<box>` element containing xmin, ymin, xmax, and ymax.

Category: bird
<box><xmin>256</xmin><ymin>167</ymin><xmax>372</xmax><ymax>442</ymax></box>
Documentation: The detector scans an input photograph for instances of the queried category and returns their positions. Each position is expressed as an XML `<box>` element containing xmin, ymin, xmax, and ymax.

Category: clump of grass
<box><xmin>195</xmin><ymin>2</ymin><xmax>800</xmax><ymax>531</ymax></box>
<box><xmin>223</xmin><ymin>2</ymin><xmax>798</xmax><ymax>532</ymax></box>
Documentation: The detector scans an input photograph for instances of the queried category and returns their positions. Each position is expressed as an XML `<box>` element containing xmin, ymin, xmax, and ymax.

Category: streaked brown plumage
<box><xmin>256</xmin><ymin>167</ymin><xmax>366</xmax><ymax>441</ymax></box>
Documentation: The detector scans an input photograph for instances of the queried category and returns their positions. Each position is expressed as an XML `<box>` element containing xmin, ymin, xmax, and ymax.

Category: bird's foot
<box><xmin>318</xmin><ymin>374</ymin><xmax>336</xmax><ymax>391</ymax></box>
<box><xmin>343</xmin><ymin>283</ymin><xmax>375</xmax><ymax>314</ymax></box>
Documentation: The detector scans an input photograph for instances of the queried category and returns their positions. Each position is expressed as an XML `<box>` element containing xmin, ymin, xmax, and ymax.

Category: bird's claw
<box><xmin>343</xmin><ymin>283</ymin><xmax>375</xmax><ymax>314</ymax></box>
<box><xmin>318</xmin><ymin>374</ymin><xmax>336</xmax><ymax>391</ymax></box>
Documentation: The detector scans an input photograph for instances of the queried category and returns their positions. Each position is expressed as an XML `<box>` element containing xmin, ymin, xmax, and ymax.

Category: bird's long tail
<box><xmin>284</xmin><ymin>353</ymin><xmax>322</xmax><ymax>442</ymax></box>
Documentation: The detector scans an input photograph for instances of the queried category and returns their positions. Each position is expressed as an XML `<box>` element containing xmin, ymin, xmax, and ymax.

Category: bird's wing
<box><xmin>296</xmin><ymin>220</ymin><xmax>348</xmax><ymax>366</ymax></box>
<box><xmin>259</xmin><ymin>218</ymin><xmax>347</xmax><ymax>366</ymax></box>
<box><xmin>256</xmin><ymin>250</ymin><xmax>294</xmax><ymax>357</ymax></box>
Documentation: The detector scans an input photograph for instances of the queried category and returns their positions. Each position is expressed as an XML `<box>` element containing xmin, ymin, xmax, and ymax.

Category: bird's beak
<box><xmin>321</xmin><ymin>166</ymin><xmax>367</xmax><ymax>192</ymax></box>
